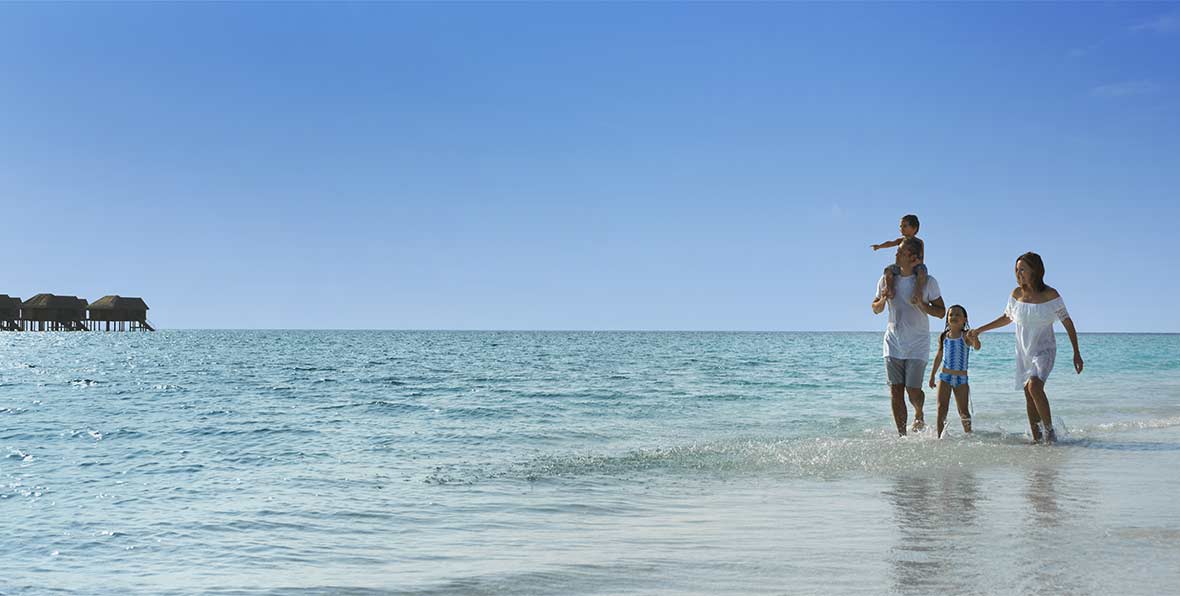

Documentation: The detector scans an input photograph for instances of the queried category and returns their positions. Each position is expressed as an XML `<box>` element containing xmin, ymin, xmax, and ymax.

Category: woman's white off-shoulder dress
<box><xmin>1004</xmin><ymin>296</ymin><xmax>1070</xmax><ymax>390</ymax></box>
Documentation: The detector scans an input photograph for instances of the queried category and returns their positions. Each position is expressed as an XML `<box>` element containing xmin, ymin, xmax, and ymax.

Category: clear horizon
<box><xmin>2</xmin><ymin>3</ymin><xmax>1177</xmax><ymax>332</ymax></box>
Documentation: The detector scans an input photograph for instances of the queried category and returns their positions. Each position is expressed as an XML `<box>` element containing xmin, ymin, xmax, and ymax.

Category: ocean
<box><xmin>3</xmin><ymin>331</ymin><xmax>1180</xmax><ymax>594</ymax></box>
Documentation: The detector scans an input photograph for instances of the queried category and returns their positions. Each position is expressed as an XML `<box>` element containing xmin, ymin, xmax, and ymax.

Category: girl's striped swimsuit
<box><xmin>939</xmin><ymin>335</ymin><xmax>970</xmax><ymax>387</ymax></box>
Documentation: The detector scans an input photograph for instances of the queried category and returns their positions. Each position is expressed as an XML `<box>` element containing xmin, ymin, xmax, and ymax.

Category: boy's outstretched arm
<box><xmin>871</xmin><ymin>237</ymin><xmax>904</xmax><ymax>251</ymax></box>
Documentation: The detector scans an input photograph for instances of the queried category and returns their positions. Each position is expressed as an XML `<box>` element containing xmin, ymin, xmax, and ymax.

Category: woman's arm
<box><xmin>967</xmin><ymin>332</ymin><xmax>982</xmax><ymax>350</ymax></box>
<box><xmin>967</xmin><ymin>314</ymin><xmax>1011</xmax><ymax>342</ymax></box>
<box><xmin>928</xmin><ymin>344</ymin><xmax>943</xmax><ymax>388</ymax></box>
<box><xmin>1062</xmin><ymin>317</ymin><xmax>1083</xmax><ymax>373</ymax></box>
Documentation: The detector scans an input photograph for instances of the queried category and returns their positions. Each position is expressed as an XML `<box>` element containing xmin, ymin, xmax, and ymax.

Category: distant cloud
<box><xmin>1130</xmin><ymin>12</ymin><xmax>1180</xmax><ymax>33</ymax></box>
<box><xmin>1090</xmin><ymin>80</ymin><xmax>1159</xmax><ymax>98</ymax></box>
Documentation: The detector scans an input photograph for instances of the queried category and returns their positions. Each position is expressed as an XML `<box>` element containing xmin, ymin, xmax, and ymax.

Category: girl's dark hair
<box><xmin>939</xmin><ymin>304</ymin><xmax>970</xmax><ymax>344</ymax></box>
<box><xmin>1016</xmin><ymin>252</ymin><xmax>1047</xmax><ymax>292</ymax></box>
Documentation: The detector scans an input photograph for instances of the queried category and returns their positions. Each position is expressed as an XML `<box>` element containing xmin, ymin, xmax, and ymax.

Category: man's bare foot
<box><xmin>1044</xmin><ymin>428</ymin><xmax>1058</xmax><ymax>444</ymax></box>
<box><xmin>961</xmin><ymin>418</ymin><xmax>972</xmax><ymax>433</ymax></box>
<box><xmin>911</xmin><ymin>418</ymin><xmax>926</xmax><ymax>432</ymax></box>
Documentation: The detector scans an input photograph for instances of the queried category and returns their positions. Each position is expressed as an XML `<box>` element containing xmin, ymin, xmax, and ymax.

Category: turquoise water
<box><xmin>3</xmin><ymin>331</ymin><xmax>1180</xmax><ymax>594</ymax></box>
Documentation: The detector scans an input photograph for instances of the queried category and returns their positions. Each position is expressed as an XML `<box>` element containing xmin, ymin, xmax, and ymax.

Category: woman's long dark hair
<box><xmin>1017</xmin><ymin>252</ymin><xmax>1047</xmax><ymax>293</ymax></box>
<box><xmin>940</xmin><ymin>304</ymin><xmax>970</xmax><ymax>344</ymax></box>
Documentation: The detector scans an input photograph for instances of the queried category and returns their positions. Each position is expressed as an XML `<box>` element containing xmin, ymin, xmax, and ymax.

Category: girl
<box><xmin>968</xmin><ymin>252</ymin><xmax>1083</xmax><ymax>444</ymax></box>
<box><xmin>929</xmin><ymin>305</ymin><xmax>981</xmax><ymax>438</ymax></box>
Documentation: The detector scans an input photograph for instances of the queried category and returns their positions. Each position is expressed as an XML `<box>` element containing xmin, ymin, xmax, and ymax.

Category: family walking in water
<box><xmin>871</xmin><ymin>214</ymin><xmax>1084</xmax><ymax>443</ymax></box>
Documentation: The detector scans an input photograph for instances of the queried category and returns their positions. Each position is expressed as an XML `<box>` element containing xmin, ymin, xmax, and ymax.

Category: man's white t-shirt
<box><xmin>876</xmin><ymin>273</ymin><xmax>942</xmax><ymax>361</ymax></box>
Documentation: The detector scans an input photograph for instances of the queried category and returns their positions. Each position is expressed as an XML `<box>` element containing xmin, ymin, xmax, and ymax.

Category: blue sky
<box><xmin>1</xmin><ymin>3</ymin><xmax>1177</xmax><ymax>331</ymax></box>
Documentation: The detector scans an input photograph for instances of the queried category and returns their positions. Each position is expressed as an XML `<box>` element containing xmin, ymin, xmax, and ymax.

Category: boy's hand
<box><xmin>871</xmin><ymin>244</ymin><xmax>880</xmax><ymax>251</ymax></box>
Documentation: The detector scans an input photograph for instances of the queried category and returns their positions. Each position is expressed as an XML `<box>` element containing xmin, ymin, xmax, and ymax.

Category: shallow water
<box><xmin>3</xmin><ymin>331</ymin><xmax>1179</xmax><ymax>594</ymax></box>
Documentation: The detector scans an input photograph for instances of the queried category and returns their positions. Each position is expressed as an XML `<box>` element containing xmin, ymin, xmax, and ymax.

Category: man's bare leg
<box><xmin>891</xmin><ymin>384</ymin><xmax>908</xmax><ymax>436</ymax></box>
<box><xmin>906</xmin><ymin>386</ymin><xmax>926</xmax><ymax>431</ymax></box>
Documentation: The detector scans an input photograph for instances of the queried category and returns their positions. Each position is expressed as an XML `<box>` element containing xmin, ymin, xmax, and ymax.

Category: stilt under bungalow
<box><xmin>87</xmin><ymin>295</ymin><xmax>154</xmax><ymax>331</ymax></box>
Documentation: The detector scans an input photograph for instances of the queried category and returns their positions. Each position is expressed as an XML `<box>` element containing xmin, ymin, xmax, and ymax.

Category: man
<box><xmin>871</xmin><ymin>237</ymin><xmax>946</xmax><ymax>435</ymax></box>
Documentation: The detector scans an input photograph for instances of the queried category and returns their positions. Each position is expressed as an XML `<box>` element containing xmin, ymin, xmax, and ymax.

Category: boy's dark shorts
<box><xmin>885</xmin><ymin>263</ymin><xmax>928</xmax><ymax>276</ymax></box>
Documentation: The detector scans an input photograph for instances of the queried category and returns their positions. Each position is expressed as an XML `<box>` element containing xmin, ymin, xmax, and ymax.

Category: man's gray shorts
<box><xmin>885</xmin><ymin>358</ymin><xmax>927</xmax><ymax>388</ymax></box>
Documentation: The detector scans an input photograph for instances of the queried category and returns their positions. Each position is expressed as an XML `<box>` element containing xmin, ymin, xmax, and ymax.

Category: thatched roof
<box><xmin>88</xmin><ymin>295</ymin><xmax>149</xmax><ymax>311</ymax></box>
<box><xmin>0</xmin><ymin>295</ymin><xmax>20</xmax><ymax>310</ymax></box>
<box><xmin>22</xmin><ymin>294</ymin><xmax>87</xmax><ymax>310</ymax></box>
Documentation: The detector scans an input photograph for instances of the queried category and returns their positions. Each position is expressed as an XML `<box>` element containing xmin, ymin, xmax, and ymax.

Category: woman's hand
<box><xmin>1074</xmin><ymin>352</ymin><xmax>1084</xmax><ymax>374</ymax></box>
<box><xmin>967</xmin><ymin>329</ymin><xmax>980</xmax><ymax>343</ymax></box>
<box><xmin>928</xmin><ymin>377</ymin><xmax>936</xmax><ymax>389</ymax></box>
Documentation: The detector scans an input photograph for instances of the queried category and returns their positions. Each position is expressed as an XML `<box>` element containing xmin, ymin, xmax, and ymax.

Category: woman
<box><xmin>969</xmin><ymin>252</ymin><xmax>1083</xmax><ymax>443</ymax></box>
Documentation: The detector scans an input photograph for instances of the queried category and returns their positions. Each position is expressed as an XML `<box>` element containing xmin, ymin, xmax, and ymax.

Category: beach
<box><xmin>3</xmin><ymin>331</ymin><xmax>1180</xmax><ymax>594</ymax></box>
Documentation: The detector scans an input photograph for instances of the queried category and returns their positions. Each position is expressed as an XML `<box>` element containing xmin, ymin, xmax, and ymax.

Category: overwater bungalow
<box><xmin>88</xmin><ymin>295</ymin><xmax>154</xmax><ymax>331</ymax></box>
<box><xmin>21</xmin><ymin>294</ymin><xmax>88</xmax><ymax>331</ymax></box>
<box><xmin>0</xmin><ymin>295</ymin><xmax>21</xmax><ymax>331</ymax></box>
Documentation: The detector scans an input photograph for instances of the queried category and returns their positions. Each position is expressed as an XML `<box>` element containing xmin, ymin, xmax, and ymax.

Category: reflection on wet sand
<box><xmin>1026</xmin><ymin>466</ymin><xmax>1061</xmax><ymax>529</ymax></box>
<box><xmin>886</xmin><ymin>471</ymin><xmax>984</xmax><ymax>595</ymax></box>
<box><xmin>1018</xmin><ymin>466</ymin><xmax>1090</xmax><ymax>594</ymax></box>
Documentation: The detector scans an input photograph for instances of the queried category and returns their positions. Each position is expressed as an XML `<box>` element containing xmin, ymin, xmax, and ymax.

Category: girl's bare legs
<box><xmin>952</xmin><ymin>384</ymin><xmax>972</xmax><ymax>433</ymax></box>
<box><xmin>935</xmin><ymin>381</ymin><xmax>952</xmax><ymax>438</ymax></box>
<box><xmin>1027</xmin><ymin>377</ymin><xmax>1056</xmax><ymax>443</ymax></box>
<box><xmin>1024</xmin><ymin>382</ymin><xmax>1044</xmax><ymax>442</ymax></box>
